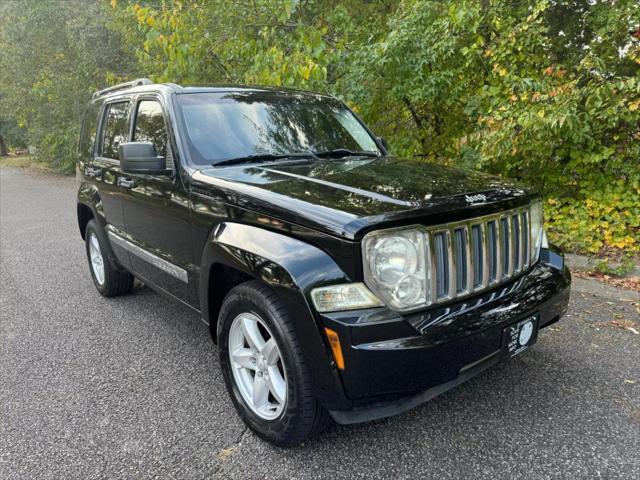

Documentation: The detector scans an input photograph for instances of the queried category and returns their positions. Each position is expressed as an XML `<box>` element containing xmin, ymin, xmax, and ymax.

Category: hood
<box><xmin>193</xmin><ymin>156</ymin><xmax>533</xmax><ymax>239</ymax></box>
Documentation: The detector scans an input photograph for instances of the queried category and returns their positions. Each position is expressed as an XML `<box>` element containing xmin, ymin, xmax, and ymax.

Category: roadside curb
<box><xmin>571</xmin><ymin>277</ymin><xmax>639</xmax><ymax>302</ymax></box>
<box><xmin>565</xmin><ymin>253</ymin><xmax>640</xmax><ymax>278</ymax></box>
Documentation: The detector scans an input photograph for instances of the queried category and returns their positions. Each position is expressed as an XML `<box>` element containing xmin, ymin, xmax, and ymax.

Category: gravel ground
<box><xmin>1</xmin><ymin>167</ymin><xmax>638</xmax><ymax>479</ymax></box>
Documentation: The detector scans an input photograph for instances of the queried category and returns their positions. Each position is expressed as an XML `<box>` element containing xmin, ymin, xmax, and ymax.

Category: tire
<box><xmin>85</xmin><ymin>220</ymin><xmax>134</xmax><ymax>297</ymax></box>
<box><xmin>218</xmin><ymin>280</ymin><xmax>332</xmax><ymax>447</ymax></box>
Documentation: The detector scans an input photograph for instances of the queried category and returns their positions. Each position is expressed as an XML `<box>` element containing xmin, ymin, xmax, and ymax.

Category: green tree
<box><xmin>111</xmin><ymin>0</ymin><xmax>392</xmax><ymax>90</ymax></box>
<box><xmin>0</xmin><ymin>0</ymin><xmax>637</xmax><ymax>255</ymax></box>
<box><xmin>0</xmin><ymin>0</ymin><xmax>139</xmax><ymax>172</ymax></box>
<box><xmin>106</xmin><ymin>0</ymin><xmax>640</xmax><ymax>255</ymax></box>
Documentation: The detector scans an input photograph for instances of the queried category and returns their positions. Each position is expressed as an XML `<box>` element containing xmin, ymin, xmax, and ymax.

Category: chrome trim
<box><xmin>480</xmin><ymin>222</ymin><xmax>489</xmax><ymax>289</ymax></box>
<box><xmin>445</xmin><ymin>230</ymin><xmax>455</xmax><ymax>299</ymax></box>
<box><xmin>464</xmin><ymin>226</ymin><xmax>473</xmax><ymax>295</ymax></box>
<box><xmin>107</xmin><ymin>230</ymin><xmax>189</xmax><ymax>283</ymax></box>
<box><xmin>494</xmin><ymin>219</ymin><xmax>502</xmax><ymax>284</ymax></box>
<box><xmin>522</xmin><ymin>210</ymin><xmax>530</xmax><ymax>269</ymax></box>
<box><xmin>361</xmin><ymin>204</ymin><xmax>536</xmax><ymax>313</ymax></box>
<box><xmin>423</xmin><ymin>206</ymin><xmax>532</xmax><ymax>306</ymax></box>
<box><xmin>428</xmin><ymin>231</ymin><xmax>438</xmax><ymax>301</ymax></box>
<box><xmin>506</xmin><ymin>215</ymin><xmax>515</xmax><ymax>278</ymax></box>
<box><xmin>520</xmin><ymin>213</ymin><xmax>526</xmax><ymax>270</ymax></box>
<box><xmin>516</xmin><ymin>213</ymin><xmax>524</xmax><ymax>273</ymax></box>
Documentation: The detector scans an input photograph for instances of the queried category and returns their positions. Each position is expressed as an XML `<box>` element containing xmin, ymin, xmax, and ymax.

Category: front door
<box><xmin>119</xmin><ymin>97</ymin><xmax>197</xmax><ymax>307</ymax></box>
<box><xmin>92</xmin><ymin>99</ymin><xmax>132</xmax><ymax>268</ymax></box>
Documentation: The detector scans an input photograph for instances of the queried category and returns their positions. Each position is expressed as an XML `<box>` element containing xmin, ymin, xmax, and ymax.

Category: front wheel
<box><xmin>218</xmin><ymin>281</ymin><xmax>332</xmax><ymax>447</ymax></box>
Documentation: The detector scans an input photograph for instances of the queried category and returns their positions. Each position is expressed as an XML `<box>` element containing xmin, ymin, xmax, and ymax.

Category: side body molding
<box><xmin>199</xmin><ymin>222</ymin><xmax>353</xmax><ymax>409</ymax></box>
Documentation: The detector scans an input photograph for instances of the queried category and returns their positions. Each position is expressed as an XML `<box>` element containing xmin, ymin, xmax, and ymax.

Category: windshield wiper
<box><xmin>312</xmin><ymin>148</ymin><xmax>379</xmax><ymax>159</ymax></box>
<box><xmin>213</xmin><ymin>148</ymin><xmax>378</xmax><ymax>167</ymax></box>
<box><xmin>213</xmin><ymin>152</ymin><xmax>314</xmax><ymax>167</ymax></box>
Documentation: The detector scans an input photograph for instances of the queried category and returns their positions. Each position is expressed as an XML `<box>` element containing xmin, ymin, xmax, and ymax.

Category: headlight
<box><xmin>529</xmin><ymin>200</ymin><xmax>544</xmax><ymax>264</ymax></box>
<box><xmin>362</xmin><ymin>228</ymin><xmax>430</xmax><ymax>311</ymax></box>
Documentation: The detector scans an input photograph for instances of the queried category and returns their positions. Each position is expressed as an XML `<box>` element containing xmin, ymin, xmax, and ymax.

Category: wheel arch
<box><xmin>200</xmin><ymin>222</ymin><xmax>353</xmax><ymax>410</ymax></box>
<box><xmin>76</xmin><ymin>185</ymin><xmax>122</xmax><ymax>271</ymax></box>
<box><xmin>77</xmin><ymin>203</ymin><xmax>94</xmax><ymax>240</ymax></box>
<box><xmin>200</xmin><ymin>222</ymin><xmax>350</xmax><ymax>335</ymax></box>
<box><xmin>206</xmin><ymin>262</ymin><xmax>254</xmax><ymax>337</ymax></box>
<box><xmin>77</xmin><ymin>181</ymin><xmax>106</xmax><ymax>239</ymax></box>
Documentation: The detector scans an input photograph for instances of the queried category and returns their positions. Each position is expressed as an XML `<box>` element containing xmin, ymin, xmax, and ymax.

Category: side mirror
<box><xmin>119</xmin><ymin>142</ymin><xmax>169</xmax><ymax>175</ymax></box>
<box><xmin>376</xmin><ymin>136</ymin><xmax>389</xmax><ymax>152</ymax></box>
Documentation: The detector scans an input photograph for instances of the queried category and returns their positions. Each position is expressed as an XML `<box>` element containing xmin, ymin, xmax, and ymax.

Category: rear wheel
<box><xmin>85</xmin><ymin>220</ymin><xmax>134</xmax><ymax>297</ymax></box>
<box><xmin>218</xmin><ymin>281</ymin><xmax>332</xmax><ymax>447</ymax></box>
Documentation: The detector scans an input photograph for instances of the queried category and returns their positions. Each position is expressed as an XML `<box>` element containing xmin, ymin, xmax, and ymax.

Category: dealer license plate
<box><xmin>502</xmin><ymin>315</ymin><xmax>539</xmax><ymax>358</ymax></box>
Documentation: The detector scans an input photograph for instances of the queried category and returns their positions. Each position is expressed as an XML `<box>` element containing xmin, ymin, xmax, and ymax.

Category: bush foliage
<box><xmin>0</xmin><ymin>0</ymin><xmax>638</xmax><ymax>256</ymax></box>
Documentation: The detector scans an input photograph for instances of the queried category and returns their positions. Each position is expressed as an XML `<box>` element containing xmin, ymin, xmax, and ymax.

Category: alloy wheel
<box><xmin>228</xmin><ymin>312</ymin><xmax>287</xmax><ymax>420</ymax></box>
<box><xmin>88</xmin><ymin>232</ymin><xmax>105</xmax><ymax>286</ymax></box>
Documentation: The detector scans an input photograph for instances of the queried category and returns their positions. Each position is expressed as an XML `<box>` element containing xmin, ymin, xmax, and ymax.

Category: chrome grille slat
<box><xmin>499</xmin><ymin>217</ymin><xmax>508</xmax><ymax>279</ymax></box>
<box><xmin>507</xmin><ymin>215</ymin><xmax>515</xmax><ymax>278</ymax></box>
<box><xmin>434</xmin><ymin>232</ymin><xmax>447</xmax><ymax>298</ymax></box>
<box><xmin>522</xmin><ymin>211</ymin><xmax>530</xmax><ymax>269</ymax></box>
<box><xmin>514</xmin><ymin>214</ymin><xmax>522</xmax><ymax>273</ymax></box>
<box><xmin>493</xmin><ymin>219</ymin><xmax>502</xmax><ymax>284</ymax></box>
<box><xmin>428</xmin><ymin>232</ymin><xmax>438</xmax><ymax>301</ymax></box>
<box><xmin>481</xmin><ymin>223</ymin><xmax>490</xmax><ymax>287</ymax></box>
<box><xmin>453</xmin><ymin>229</ymin><xmax>463</xmax><ymax>293</ymax></box>
<box><xmin>446</xmin><ymin>230</ymin><xmax>455</xmax><ymax>299</ymax></box>
<box><xmin>424</xmin><ymin>205</ymin><xmax>532</xmax><ymax>306</ymax></box>
<box><xmin>464</xmin><ymin>226</ymin><xmax>473</xmax><ymax>294</ymax></box>
<box><xmin>471</xmin><ymin>224</ymin><xmax>485</xmax><ymax>290</ymax></box>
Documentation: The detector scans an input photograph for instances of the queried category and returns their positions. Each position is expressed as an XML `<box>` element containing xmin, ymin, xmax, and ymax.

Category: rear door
<box><xmin>91</xmin><ymin>98</ymin><xmax>132</xmax><ymax>266</ymax></box>
<box><xmin>119</xmin><ymin>95</ymin><xmax>197</xmax><ymax>307</ymax></box>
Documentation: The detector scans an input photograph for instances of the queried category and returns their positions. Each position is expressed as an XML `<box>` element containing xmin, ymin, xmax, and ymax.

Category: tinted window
<box><xmin>133</xmin><ymin>100</ymin><xmax>167</xmax><ymax>157</ymax></box>
<box><xmin>101</xmin><ymin>102</ymin><xmax>129</xmax><ymax>160</ymax></box>
<box><xmin>79</xmin><ymin>102</ymin><xmax>101</xmax><ymax>158</ymax></box>
<box><xmin>176</xmin><ymin>92</ymin><xmax>380</xmax><ymax>165</ymax></box>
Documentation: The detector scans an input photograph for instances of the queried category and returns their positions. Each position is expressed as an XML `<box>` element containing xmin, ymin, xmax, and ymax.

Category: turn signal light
<box><xmin>324</xmin><ymin>327</ymin><xmax>345</xmax><ymax>370</ymax></box>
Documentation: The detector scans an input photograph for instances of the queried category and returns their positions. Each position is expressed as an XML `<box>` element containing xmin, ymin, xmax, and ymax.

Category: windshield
<box><xmin>176</xmin><ymin>91</ymin><xmax>380</xmax><ymax>165</ymax></box>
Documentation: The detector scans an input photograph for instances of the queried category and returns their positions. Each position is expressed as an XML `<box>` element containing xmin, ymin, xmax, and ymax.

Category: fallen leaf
<box><xmin>218</xmin><ymin>446</ymin><xmax>237</xmax><ymax>460</ymax></box>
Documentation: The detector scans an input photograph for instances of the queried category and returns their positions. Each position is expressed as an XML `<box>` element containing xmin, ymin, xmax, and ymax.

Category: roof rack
<box><xmin>91</xmin><ymin>78</ymin><xmax>154</xmax><ymax>99</ymax></box>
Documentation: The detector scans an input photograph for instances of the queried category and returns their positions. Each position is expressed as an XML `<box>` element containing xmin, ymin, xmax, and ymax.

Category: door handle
<box><xmin>118</xmin><ymin>177</ymin><xmax>137</xmax><ymax>188</ymax></box>
<box><xmin>85</xmin><ymin>166</ymin><xmax>102</xmax><ymax>178</ymax></box>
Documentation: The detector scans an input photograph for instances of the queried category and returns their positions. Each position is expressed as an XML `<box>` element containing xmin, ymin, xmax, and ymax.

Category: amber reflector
<box><xmin>324</xmin><ymin>327</ymin><xmax>345</xmax><ymax>370</ymax></box>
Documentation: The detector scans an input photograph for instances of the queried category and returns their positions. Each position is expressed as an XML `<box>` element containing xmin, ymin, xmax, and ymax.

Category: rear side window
<box><xmin>79</xmin><ymin>102</ymin><xmax>101</xmax><ymax>158</ymax></box>
<box><xmin>101</xmin><ymin>102</ymin><xmax>130</xmax><ymax>160</ymax></box>
<box><xmin>133</xmin><ymin>100</ymin><xmax>167</xmax><ymax>157</ymax></box>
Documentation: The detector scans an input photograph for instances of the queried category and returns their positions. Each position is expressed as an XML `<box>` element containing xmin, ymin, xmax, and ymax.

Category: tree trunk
<box><xmin>0</xmin><ymin>134</ymin><xmax>8</xmax><ymax>156</ymax></box>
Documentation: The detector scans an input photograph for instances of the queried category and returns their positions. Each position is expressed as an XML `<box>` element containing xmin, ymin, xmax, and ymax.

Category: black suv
<box><xmin>76</xmin><ymin>79</ymin><xmax>571</xmax><ymax>446</ymax></box>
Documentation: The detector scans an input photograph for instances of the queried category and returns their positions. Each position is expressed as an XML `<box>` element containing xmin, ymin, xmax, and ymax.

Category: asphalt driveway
<box><xmin>1</xmin><ymin>167</ymin><xmax>638</xmax><ymax>479</ymax></box>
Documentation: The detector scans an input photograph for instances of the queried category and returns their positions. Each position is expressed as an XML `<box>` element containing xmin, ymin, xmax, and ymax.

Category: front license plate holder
<box><xmin>502</xmin><ymin>314</ymin><xmax>539</xmax><ymax>358</ymax></box>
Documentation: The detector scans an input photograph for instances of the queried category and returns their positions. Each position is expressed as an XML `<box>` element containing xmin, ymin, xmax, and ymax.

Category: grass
<box><xmin>0</xmin><ymin>154</ymin><xmax>54</xmax><ymax>173</ymax></box>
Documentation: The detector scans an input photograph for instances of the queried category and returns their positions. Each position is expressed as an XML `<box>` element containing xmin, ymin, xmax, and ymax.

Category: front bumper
<box><xmin>320</xmin><ymin>247</ymin><xmax>571</xmax><ymax>424</ymax></box>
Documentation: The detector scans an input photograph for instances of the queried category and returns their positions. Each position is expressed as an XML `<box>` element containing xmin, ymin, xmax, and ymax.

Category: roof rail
<box><xmin>91</xmin><ymin>78</ymin><xmax>154</xmax><ymax>99</ymax></box>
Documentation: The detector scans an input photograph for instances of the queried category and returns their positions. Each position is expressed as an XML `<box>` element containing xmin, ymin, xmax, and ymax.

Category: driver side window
<box><xmin>133</xmin><ymin>100</ymin><xmax>168</xmax><ymax>160</ymax></box>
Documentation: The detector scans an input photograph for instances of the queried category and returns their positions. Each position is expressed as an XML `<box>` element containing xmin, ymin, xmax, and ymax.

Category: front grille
<box><xmin>426</xmin><ymin>206</ymin><xmax>532</xmax><ymax>303</ymax></box>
